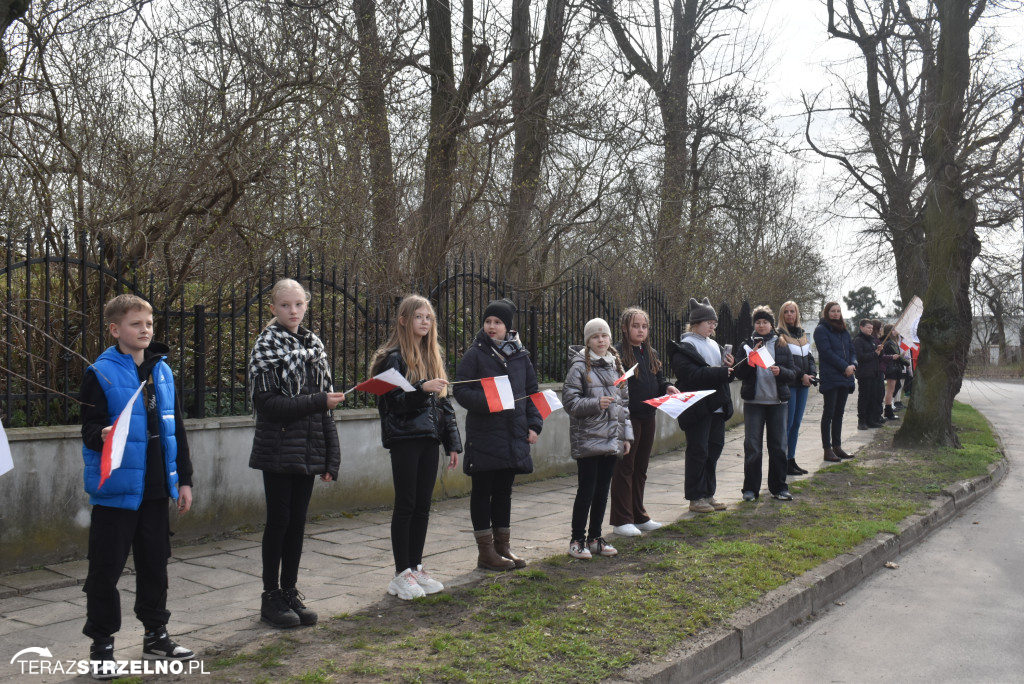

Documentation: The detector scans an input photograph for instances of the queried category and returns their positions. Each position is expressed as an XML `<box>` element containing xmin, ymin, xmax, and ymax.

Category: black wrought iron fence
<box><xmin>1</xmin><ymin>230</ymin><xmax>751</xmax><ymax>427</ymax></box>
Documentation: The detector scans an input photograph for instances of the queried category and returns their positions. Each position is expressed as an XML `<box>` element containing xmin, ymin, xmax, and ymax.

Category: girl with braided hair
<box><xmin>563</xmin><ymin>318</ymin><xmax>634</xmax><ymax>559</ymax></box>
<box><xmin>249</xmin><ymin>279</ymin><xmax>345</xmax><ymax>628</ymax></box>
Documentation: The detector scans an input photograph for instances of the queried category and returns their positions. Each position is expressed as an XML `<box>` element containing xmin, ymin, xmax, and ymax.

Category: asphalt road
<box><xmin>720</xmin><ymin>379</ymin><xmax>1024</xmax><ymax>684</ymax></box>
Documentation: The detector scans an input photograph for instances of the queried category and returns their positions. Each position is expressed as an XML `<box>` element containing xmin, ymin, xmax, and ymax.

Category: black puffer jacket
<box><xmin>374</xmin><ymin>349</ymin><xmax>463</xmax><ymax>454</ymax></box>
<box><xmin>249</xmin><ymin>360</ymin><xmax>341</xmax><ymax>479</ymax></box>
<box><xmin>454</xmin><ymin>330</ymin><xmax>542</xmax><ymax>475</ymax></box>
<box><xmin>733</xmin><ymin>333</ymin><xmax>798</xmax><ymax>402</ymax></box>
<box><xmin>667</xmin><ymin>336</ymin><xmax>734</xmax><ymax>429</ymax></box>
<box><xmin>853</xmin><ymin>332</ymin><xmax>881</xmax><ymax>379</ymax></box>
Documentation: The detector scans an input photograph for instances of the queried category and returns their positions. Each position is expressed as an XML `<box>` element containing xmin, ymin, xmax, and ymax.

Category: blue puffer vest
<box><xmin>82</xmin><ymin>346</ymin><xmax>180</xmax><ymax>509</ymax></box>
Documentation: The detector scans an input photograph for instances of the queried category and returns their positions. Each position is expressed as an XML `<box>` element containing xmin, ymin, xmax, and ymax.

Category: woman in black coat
<box><xmin>454</xmin><ymin>299</ymin><xmax>543</xmax><ymax>571</ymax></box>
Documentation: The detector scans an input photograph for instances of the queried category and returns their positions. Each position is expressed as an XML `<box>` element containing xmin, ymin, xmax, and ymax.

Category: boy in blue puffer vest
<box><xmin>80</xmin><ymin>295</ymin><xmax>195</xmax><ymax>679</ymax></box>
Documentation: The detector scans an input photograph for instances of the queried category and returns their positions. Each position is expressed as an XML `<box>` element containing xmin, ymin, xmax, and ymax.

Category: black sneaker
<box><xmin>89</xmin><ymin>637</ymin><xmax>117</xmax><ymax>681</ymax></box>
<box><xmin>772</xmin><ymin>490</ymin><xmax>794</xmax><ymax>501</ymax></box>
<box><xmin>261</xmin><ymin>589</ymin><xmax>301</xmax><ymax>628</ymax></box>
<box><xmin>282</xmin><ymin>587</ymin><xmax>318</xmax><ymax>626</ymax></box>
<box><xmin>142</xmin><ymin>626</ymin><xmax>194</xmax><ymax>660</ymax></box>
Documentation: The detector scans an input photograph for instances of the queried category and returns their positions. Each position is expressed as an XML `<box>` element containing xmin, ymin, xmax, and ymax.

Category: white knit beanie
<box><xmin>583</xmin><ymin>318</ymin><xmax>612</xmax><ymax>344</ymax></box>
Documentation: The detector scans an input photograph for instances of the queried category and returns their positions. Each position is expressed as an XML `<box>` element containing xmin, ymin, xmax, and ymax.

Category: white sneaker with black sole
<box><xmin>142</xmin><ymin>627</ymin><xmax>195</xmax><ymax>660</ymax></box>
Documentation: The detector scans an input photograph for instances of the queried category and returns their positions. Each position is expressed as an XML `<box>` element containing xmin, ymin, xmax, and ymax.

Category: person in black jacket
<box><xmin>734</xmin><ymin>306</ymin><xmax>798</xmax><ymax>502</ymax></box>
<box><xmin>249</xmin><ymin>279</ymin><xmax>344</xmax><ymax>628</ymax></box>
<box><xmin>853</xmin><ymin>319</ymin><xmax>885</xmax><ymax>430</ymax></box>
<box><xmin>370</xmin><ymin>294</ymin><xmax>462</xmax><ymax>601</ymax></box>
<box><xmin>610</xmin><ymin>307</ymin><xmax>678</xmax><ymax>536</ymax></box>
<box><xmin>667</xmin><ymin>298</ymin><xmax>735</xmax><ymax>514</ymax></box>
<box><xmin>454</xmin><ymin>299</ymin><xmax>542</xmax><ymax>571</ymax></box>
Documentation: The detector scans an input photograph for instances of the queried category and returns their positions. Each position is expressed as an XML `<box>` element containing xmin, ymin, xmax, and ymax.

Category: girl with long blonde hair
<box><xmin>370</xmin><ymin>295</ymin><xmax>462</xmax><ymax>600</ymax></box>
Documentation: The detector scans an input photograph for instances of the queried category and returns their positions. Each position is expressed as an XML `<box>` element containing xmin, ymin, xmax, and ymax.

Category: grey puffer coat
<box><xmin>562</xmin><ymin>346</ymin><xmax>634</xmax><ymax>460</ymax></box>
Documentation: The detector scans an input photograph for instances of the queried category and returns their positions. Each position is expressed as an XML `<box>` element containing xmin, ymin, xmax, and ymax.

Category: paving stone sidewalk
<box><xmin>0</xmin><ymin>391</ymin><xmax>872</xmax><ymax>682</ymax></box>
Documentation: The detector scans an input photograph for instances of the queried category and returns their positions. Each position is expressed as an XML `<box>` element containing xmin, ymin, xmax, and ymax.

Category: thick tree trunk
<box><xmin>354</xmin><ymin>0</ymin><xmax>399</xmax><ymax>283</ymax></box>
<box><xmin>0</xmin><ymin>0</ymin><xmax>29</xmax><ymax>74</ymax></box>
<box><xmin>895</xmin><ymin>0</ymin><xmax>980</xmax><ymax>448</ymax></box>
<box><xmin>499</xmin><ymin>0</ymin><xmax>567</xmax><ymax>286</ymax></box>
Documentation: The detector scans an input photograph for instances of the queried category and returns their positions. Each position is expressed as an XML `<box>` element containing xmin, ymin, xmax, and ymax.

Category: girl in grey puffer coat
<box><xmin>562</xmin><ymin>318</ymin><xmax>634</xmax><ymax>560</ymax></box>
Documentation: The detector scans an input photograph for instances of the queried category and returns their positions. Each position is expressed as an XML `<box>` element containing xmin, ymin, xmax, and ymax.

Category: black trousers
<box><xmin>261</xmin><ymin>472</ymin><xmax>315</xmax><ymax>592</ymax></box>
<box><xmin>389</xmin><ymin>438</ymin><xmax>440</xmax><ymax>573</ymax></box>
<box><xmin>742</xmin><ymin>403</ymin><xmax>789</xmax><ymax>496</ymax></box>
<box><xmin>82</xmin><ymin>499</ymin><xmax>171</xmax><ymax>640</ymax></box>
<box><xmin>470</xmin><ymin>468</ymin><xmax>516</xmax><ymax>532</ymax></box>
<box><xmin>857</xmin><ymin>374</ymin><xmax>883</xmax><ymax>422</ymax></box>
<box><xmin>820</xmin><ymin>388</ymin><xmax>849</xmax><ymax>449</ymax></box>
<box><xmin>683</xmin><ymin>413</ymin><xmax>726</xmax><ymax>501</ymax></box>
<box><xmin>571</xmin><ymin>454</ymin><xmax>617</xmax><ymax>541</ymax></box>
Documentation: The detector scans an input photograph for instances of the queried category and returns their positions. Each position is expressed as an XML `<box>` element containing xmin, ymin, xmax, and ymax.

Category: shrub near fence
<box><xmin>1</xmin><ymin>230</ymin><xmax>753</xmax><ymax>427</ymax></box>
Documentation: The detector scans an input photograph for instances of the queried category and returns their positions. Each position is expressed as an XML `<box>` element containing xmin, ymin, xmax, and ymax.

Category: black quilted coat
<box><xmin>249</xmin><ymin>361</ymin><xmax>341</xmax><ymax>479</ymax></box>
<box><xmin>453</xmin><ymin>330</ymin><xmax>542</xmax><ymax>476</ymax></box>
<box><xmin>667</xmin><ymin>337</ymin><xmax>735</xmax><ymax>429</ymax></box>
<box><xmin>374</xmin><ymin>349</ymin><xmax>463</xmax><ymax>454</ymax></box>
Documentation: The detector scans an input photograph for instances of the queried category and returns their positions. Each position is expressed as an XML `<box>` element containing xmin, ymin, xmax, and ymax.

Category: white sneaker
<box><xmin>412</xmin><ymin>564</ymin><xmax>444</xmax><ymax>594</ymax></box>
<box><xmin>568</xmin><ymin>539</ymin><xmax>592</xmax><ymax>559</ymax></box>
<box><xmin>387</xmin><ymin>569</ymin><xmax>426</xmax><ymax>600</ymax></box>
<box><xmin>635</xmin><ymin>520</ymin><xmax>663</xmax><ymax>532</ymax></box>
<box><xmin>588</xmin><ymin>537</ymin><xmax>618</xmax><ymax>557</ymax></box>
<box><xmin>612</xmin><ymin>523</ymin><xmax>642</xmax><ymax>537</ymax></box>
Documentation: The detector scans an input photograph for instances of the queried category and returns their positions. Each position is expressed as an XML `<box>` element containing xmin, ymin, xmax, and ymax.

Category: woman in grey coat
<box><xmin>562</xmin><ymin>318</ymin><xmax>634</xmax><ymax>560</ymax></box>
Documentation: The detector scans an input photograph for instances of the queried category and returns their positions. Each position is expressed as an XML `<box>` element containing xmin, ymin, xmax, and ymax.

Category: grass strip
<box><xmin>211</xmin><ymin>402</ymin><xmax>1002</xmax><ymax>683</ymax></box>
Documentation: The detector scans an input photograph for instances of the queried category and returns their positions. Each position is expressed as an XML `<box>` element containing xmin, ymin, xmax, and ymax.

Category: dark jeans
<box><xmin>470</xmin><ymin>468</ymin><xmax>516</xmax><ymax>532</ymax></box>
<box><xmin>82</xmin><ymin>499</ymin><xmax>171</xmax><ymax>640</ymax></box>
<box><xmin>571</xmin><ymin>454</ymin><xmax>617</xmax><ymax>541</ymax></box>
<box><xmin>820</xmin><ymin>388</ymin><xmax>849</xmax><ymax>449</ymax></box>
<box><xmin>261</xmin><ymin>472</ymin><xmax>315</xmax><ymax>591</ymax></box>
<box><xmin>610</xmin><ymin>416</ymin><xmax>655</xmax><ymax>526</ymax></box>
<box><xmin>683</xmin><ymin>413</ymin><xmax>726</xmax><ymax>501</ymax></box>
<box><xmin>785</xmin><ymin>385</ymin><xmax>809</xmax><ymax>461</ymax></box>
<box><xmin>857</xmin><ymin>374</ymin><xmax>883</xmax><ymax>423</ymax></box>
<box><xmin>389</xmin><ymin>438</ymin><xmax>440</xmax><ymax>573</ymax></box>
<box><xmin>742</xmin><ymin>402</ymin><xmax>789</xmax><ymax>496</ymax></box>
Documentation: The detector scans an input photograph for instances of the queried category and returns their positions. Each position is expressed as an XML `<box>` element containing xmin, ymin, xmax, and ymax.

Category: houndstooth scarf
<box><xmin>249</xmin><ymin>323</ymin><xmax>333</xmax><ymax>399</ymax></box>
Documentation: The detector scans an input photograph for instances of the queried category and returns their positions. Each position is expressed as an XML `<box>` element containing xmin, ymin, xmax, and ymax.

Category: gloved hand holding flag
<box><xmin>100</xmin><ymin>381</ymin><xmax>145</xmax><ymax>489</ymax></box>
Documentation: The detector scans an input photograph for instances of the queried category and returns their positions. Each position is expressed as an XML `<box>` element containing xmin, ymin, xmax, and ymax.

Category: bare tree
<box><xmin>0</xmin><ymin>0</ymin><xmax>28</xmax><ymax>74</ymax></box>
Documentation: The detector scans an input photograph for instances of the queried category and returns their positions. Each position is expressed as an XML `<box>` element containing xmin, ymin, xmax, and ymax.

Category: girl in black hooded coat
<box><xmin>454</xmin><ymin>299</ymin><xmax>543</xmax><ymax>571</ymax></box>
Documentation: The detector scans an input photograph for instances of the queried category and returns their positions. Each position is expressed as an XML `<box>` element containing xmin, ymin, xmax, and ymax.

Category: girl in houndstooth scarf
<box><xmin>248</xmin><ymin>279</ymin><xmax>345</xmax><ymax>629</ymax></box>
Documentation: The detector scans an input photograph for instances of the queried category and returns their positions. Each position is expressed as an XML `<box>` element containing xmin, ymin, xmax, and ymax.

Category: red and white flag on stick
<box><xmin>743</xmin><ymin>344</ymin><xmax>775</xmax><ymax>369</ymax></box>
<box><xmin>893</xmin><ymin>295</ymin><xmax>923</xmax><ymax>342</ymax></box>
<box><xmin>643</xmin><ymin>390</ymin><xmax>715</xmax><ymax>419</ymax></box>
<box><xmin>482</xmin><ymin>376</ymin><xmax>515</xmax><ymax>412</ymax></box>
<box><xmin>351</xmin><ymin>368</ymin><xmax>416</xmax><ymax>395</ymax></box>
<box><xmin>99</xmin><ymin>382</ymin><xmax>145</xmax><ymax>489</ymax></box>
<box><xmin>529</xmin><ymin>390</ymin><xmax>564</xmax><ymax>419</ymax></box>
<box><xmin>614</xmin><ymin>363</ymin><xmax>638</xmax><ymax>386</ymax></box>
<box><xmin>0</xmin><ymin>417</ymin><xmax>13</xmax><ymax>478</ymax></box>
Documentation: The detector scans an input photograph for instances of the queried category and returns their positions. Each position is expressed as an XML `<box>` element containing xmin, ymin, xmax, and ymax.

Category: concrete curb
<box><xmin>613</xmin><ymin>455</ymin><xmax>1008</xmax><ymax>684</ymax></box>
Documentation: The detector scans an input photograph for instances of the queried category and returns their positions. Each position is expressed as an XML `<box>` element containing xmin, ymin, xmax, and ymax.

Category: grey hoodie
<box><xmin>562</xmin><ymin>345</ymin><xmax>634</xmax><ymax>460</ymax></box>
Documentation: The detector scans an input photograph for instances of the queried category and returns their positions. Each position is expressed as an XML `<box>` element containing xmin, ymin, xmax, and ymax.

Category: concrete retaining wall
<box><xmin>0</xmin><ymin>383</ymin><xmax>699</xmax><ymax>572</ymax></box>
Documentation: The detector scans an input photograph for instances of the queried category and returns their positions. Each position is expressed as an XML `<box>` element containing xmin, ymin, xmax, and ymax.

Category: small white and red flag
<box><xmin>643</xmin><ymin>390</ymin><xmax>715</xmax><ymax>419</ymax></box>
<box><xmin>743</xmin><ymin>344</ymin><xmax>774</xmax><ymax>370</ymax></box>
<box><xmin>481</xmin><ymin>375</ymin><xmax>515</xmax><ymax>412</ymax></box>
<box><xmin>0</xmin><ymin>417</ymin><xmax>13</xmax><ymax>478</ymax></box>
<box><xmin>614</xmin><ymin>363</ymin><xmax>638</xmax><ymax>386</ymax></box>
<box><xmin>529</xmin><ymin>390</ymin><xmax>563</xmax><ymax>420</ymax></box>
<box><xmin>899</xmin><ymin>337</ymin><xmax>919</xmax><ymax>352</ymax></box>
<box><xmin>353</xmin><ymin>368</ymin><xmax>417</xmax><ymax>395</ymax></box>
<box><xmin>99</xmin><ymin>381</ymin><xmax>145</xmax><ymax>489</ymax></box>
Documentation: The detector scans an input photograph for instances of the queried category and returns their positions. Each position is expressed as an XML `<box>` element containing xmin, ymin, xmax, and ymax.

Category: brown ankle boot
<box><xmin>493</xmin><ymin>527</ymin><xmax>527</xmax><ymax>569</ymax></box>
<box><xmin>833</xmin><ymin>446</ymin><xmax>853</xmax><ymax>459</ymax></box>
<box><xmin>474</xmin><ymin>531</ymin><xmax>515</xmax><ymax>571</ymax></box>
<box><xmin>823</xmin><ymin>448</ymin><xmax>842</xmax><ymax>462</ymax></box>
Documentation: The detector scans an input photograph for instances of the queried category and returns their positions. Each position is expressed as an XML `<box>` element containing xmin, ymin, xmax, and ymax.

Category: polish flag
<box><xmin>99</xmin><ymin>382</ymin><xmax>145</xmax><ymax>489</ymax></box>
<box><xmin>481</xmin><ymin>376</ymin><xmax>515</xmax><ymax>412</ymax></box>
<box><xmin>0</xmin><ymin>418</ymin><xmax>13</xmax><ymax>478</ymax></box>
<box><xmin>743</xmin><ymin>344</ymin><xmax>774</xmax><ymax>369</ymax></box>
<box><xmin>614</xmin><ymin>363</ymin><xmax>638</xmax><ymax>386</ymax></box>
<box><xmin>643</xmin><ymin>390</ymin><xmax>715</xmax><ymax>419</ymax></box>
<box><xmin>529</xmin><ymin>390</ymin><xmax>563</xmax><ymax>419</ymax></box>
<box><xmin>899</xmin><ymin>337</ymin><xmax>919</xmax><ymax>352</ymax></box>
<box><xmin>354</xmin><ymin>368</ymin><xmax>417</xmax><ymax>395</ymax></box>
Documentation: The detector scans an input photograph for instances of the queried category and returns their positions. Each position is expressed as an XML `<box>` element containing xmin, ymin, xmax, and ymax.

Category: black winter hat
<box><xmin>752</xmin><ymin>308</ymin><xmax>776</xmax><ymax>327</ymax></box>
<box><xmin>688</xmin><ymin>298</ymin><xmax>718</xmax><ymax>324</ymax></box>
<box><xmin>483</xmin><ymin>298</ymin><xmax>516</xmax><ymax>331</ymax></box>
